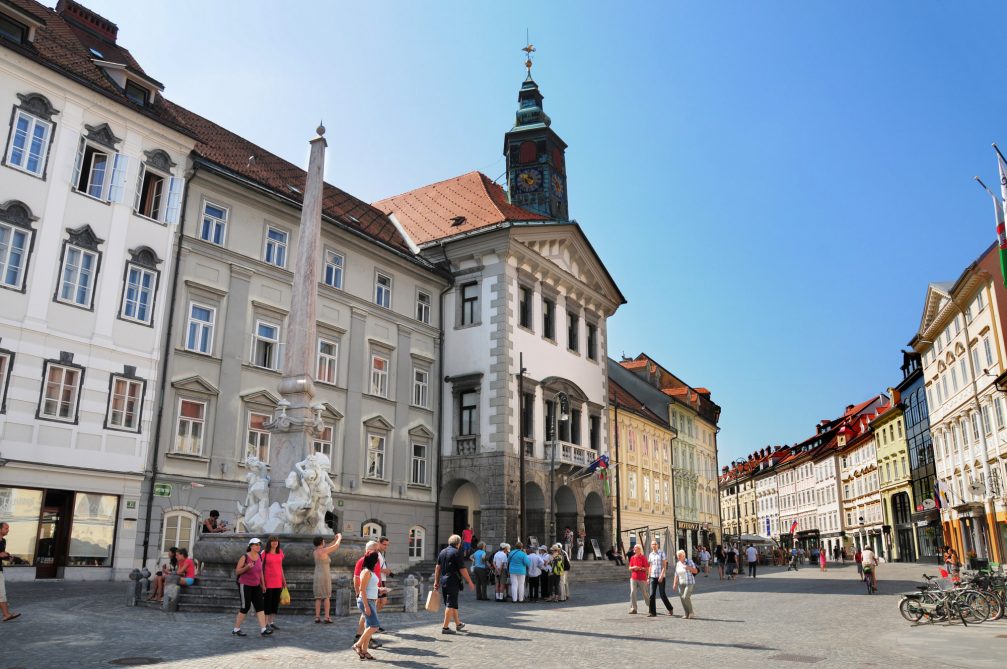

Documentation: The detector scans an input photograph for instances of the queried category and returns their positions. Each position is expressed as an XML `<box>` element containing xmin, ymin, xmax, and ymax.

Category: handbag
<box><xmin>279</xmin><ymin>586</ymin><xmax>291</xmax><ymax>606</ymax></box>
<box><xmin>425</xmin><ymin>588</ymin><xmax>441</xmax><ymax>612</ymax></box>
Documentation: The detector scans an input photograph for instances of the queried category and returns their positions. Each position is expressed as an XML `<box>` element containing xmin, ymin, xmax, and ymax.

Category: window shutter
<box><xmin>108</xmin><ymin>154</ymin><xmax>130</xmax><ymax>203</ymax></box>
<box><xmin>71</xmin><ymin>137</ymin><xmax>86</xmax><ymax>191</ymax></box>
<box><xmin>165</xmin><ymin>176</ymin><xmax>184</xmax><ymax>224</ymax></box>
<box><xmin>133</xmin><ymin>164</ymin><xmax>146</xmax><ymax>213</ymax></box>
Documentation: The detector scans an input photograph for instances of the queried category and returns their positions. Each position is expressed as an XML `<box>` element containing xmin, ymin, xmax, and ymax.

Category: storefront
<box><xmin>795</xmin><ymin>529</ymin><xmax>820</xmax><ymax>553</ymax></box>
<box><xmin>0</xmin><ymin>485</ymin><xmax>121</xmax><ymax>579</ymax></box>
<box><xmin>676</xmin><ymin>521</ymin><xmax>700</xmax><ymax>554</ymax></box>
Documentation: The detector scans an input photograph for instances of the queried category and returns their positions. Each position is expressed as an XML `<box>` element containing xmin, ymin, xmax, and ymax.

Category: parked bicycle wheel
<box><xmin>899</xmin><ymin>596</ymin><xmax>924</xmax><ymax>622</ymax></box>
<box><xmin>959</xmin><ymin>590</ymin><xmax>991</xmax><ymax>624</ymax></box>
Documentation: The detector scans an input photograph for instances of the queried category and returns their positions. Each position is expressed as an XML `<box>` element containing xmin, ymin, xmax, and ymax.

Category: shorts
<box><xmin>238</xmin><ymin>583</ymin><xmax>264</xmax><ymax>614</ymax></box>
<box><xmin>442</xmin><ymin>586</ymin><xmax>460</xmax><ymax>609</ymax></box>
<box><xmin>357</xmin><ymin>597</ymin><xmax>380</xmax><ymax>628</ymax></box>
<box><xmin>0</xmin><ymin>571</ymin><xmax>6</xmax><ymax>603</ymax></box>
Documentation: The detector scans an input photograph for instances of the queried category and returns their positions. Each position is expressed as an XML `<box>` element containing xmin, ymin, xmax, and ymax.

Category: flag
<box><xmin>788</xmin><ymin>520</ymin><xmax>798</xmax><ymax>535</ymax></box>
<box><xmin>932</xmin><ymin>479</ymin><xmax>943</xmax><ymax>510</ymax></box>
<box><xmin>583</xmin><ymin>453</ymin><xmax>610</xmax><ymax>475</ymax></box>
<box><xmin>994</xmin><ymin>145</ymin><xmax>1007</xmax><ymax>287</ymax></box>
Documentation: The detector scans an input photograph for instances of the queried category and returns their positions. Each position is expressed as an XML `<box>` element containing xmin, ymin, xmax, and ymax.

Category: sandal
<box><xmin>324</xmin><ymin>618</ymin><xmax>333</xmax><ymax>624</ymax></box>
<box><xmin>2</xmin><ymin>613</ymin><xmax>21</xmax><ymax>622</ymax></box>
<box><xmin>351</xmin><ymin>644</ymin><xmax>367</xmax><ymax>660</ymax></box>
<box><xmin>314</xmin><ymin>618</ymin><xmax>321</xmax><ymax>623</ymax></box>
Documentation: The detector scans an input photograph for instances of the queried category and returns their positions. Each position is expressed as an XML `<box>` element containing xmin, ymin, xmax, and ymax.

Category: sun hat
<box><xmin>248</xmin><ymin>537</ymin><xmax>261</xmax><ymax>545</ymax></box>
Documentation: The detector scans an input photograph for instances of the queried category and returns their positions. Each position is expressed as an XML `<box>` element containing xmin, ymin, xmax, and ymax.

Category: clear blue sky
<box><xmin>82</xmin><ymin>0</ymin><xmax>1007</xmax><ymax>463</ymax></box>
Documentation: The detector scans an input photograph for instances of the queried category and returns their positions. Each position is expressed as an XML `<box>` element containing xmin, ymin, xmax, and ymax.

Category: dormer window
<box><xmin>0</xmin><ymin>13</ymin><xmax>27</xmax><ymax>44</ymax></box>
<box><xmin>124</xmin><ymin>81</ymin><xmax>149</xmax><ymax>107</ymax></box>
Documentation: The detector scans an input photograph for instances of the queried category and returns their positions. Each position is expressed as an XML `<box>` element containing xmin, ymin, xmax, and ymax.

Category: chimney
<box><xmin>57</xmin><ymin>0</ymin><xmax>119</xmax><ymax>43</ymax></box>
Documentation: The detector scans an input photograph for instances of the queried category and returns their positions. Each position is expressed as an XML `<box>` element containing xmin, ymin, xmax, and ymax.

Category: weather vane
<box><xmin>522</xmin><ymin>30</ymin><xmax>535</xmax><ymax>73</ymax></box>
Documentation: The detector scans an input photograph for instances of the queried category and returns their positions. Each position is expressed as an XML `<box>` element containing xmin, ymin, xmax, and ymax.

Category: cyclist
<box><xmin>861</xmin><ymin>546</ymin><xmax>878</xmax><ymax>592</ymax></box>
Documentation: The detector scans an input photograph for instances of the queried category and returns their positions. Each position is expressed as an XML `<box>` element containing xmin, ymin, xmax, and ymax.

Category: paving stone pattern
<box><xmin>2</xmin><ymin>562</ymin><xmax>1006</xmax><ymax>668</ymax></box>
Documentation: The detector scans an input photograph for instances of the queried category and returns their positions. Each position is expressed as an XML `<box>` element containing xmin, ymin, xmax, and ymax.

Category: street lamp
<box><xmin>548</xmin><ymin>391</ymin><xmax>570</xmax><ymax>545</ymax></box>
<box><xmin>732</xmin><ymin>457</ymin><xmax>747</xmax><ymax>543</ymax></box>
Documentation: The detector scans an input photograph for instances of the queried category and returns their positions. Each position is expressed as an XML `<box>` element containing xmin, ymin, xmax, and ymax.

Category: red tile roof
<box><xmin>609</xmin><ymin>379</ymin><xmax>669</xmax><ymax>428</ymax></box>
<box><xmin>373</xmin><ymin>171</ymin><xmax>547</xmax><ymax>246</ymax></box>
<box><xmin>162</xmin><ymin>101</ymin><xmax>412</xmax><ymax>254</ymax></box>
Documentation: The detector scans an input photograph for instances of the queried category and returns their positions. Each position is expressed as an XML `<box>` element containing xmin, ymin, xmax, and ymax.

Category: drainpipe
<box><xmin>434</xmin><ymin>278</ymin><xmax>453</xmax><ymax>551</ymax></box>
<box><xmin>141</xmin><ymin>163</ymin><xmax>198</xmax><ymax>567</ymax></box>
<box><xmin>613</xmin><ymin>401</ymin><xmax>622</xmax><ymax>550</ymax></box>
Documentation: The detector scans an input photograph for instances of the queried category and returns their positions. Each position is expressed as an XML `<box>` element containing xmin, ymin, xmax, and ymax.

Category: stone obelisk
<box><xmin>267</xmin><ymin>125</ymin><xmax>327</xmax><ymax>505</ymax></box>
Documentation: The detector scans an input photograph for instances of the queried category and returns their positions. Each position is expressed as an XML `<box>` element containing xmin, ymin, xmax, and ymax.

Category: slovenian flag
<box><xmin>585</xmin><ymin>453</ymin><xmax>610</xmax><ymax>474</ymax></box>
<box><xmin>994</xmin><ymin>146</ymin><xmax>1007</xmax><ymax>288</ymax></box>
<box><xmin>933</xmin><ymin>480</ymin><xmax>943</xmax><ymax>510</ymax></box>
<box><xmin>789</xmin><ymin>520</ymin><xmax>798</xmax><ymax>535</ymax></box>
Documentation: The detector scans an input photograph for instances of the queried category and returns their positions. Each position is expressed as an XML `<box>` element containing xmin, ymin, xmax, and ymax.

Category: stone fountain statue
<box><xmin>283</xmin><ymin>452</ymin><xmax>334</xmax><ymax>534</ymax></box>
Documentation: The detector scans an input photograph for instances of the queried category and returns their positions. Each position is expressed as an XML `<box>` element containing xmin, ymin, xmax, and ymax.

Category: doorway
<box><xmin>35</xmin><ymin>490</ymin><xmax>72</xmax><ymax>579</ymax></box>
<box><xmin>453</xmin><ymin>507</ymin><xmax>468</xmax><ymax>536</ymax></box>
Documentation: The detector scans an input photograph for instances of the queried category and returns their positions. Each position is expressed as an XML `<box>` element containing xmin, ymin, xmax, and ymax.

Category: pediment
<box><xmin>917</xmin><ymin>282</ymin><xmax>953</xmax><ymax>338</ymax></box>
<box><xmin>408</xmin><ymin>424</ymin><xmax>435</xmax><ymax>439</ymax></box>
<box><xmin>240</xmin><ymin>388</ymin><xmax>281</xmax><ymax>406</ymax></box>
<box><xmin>363</xmin><ymin>414</ymin><xmax>394</xmax><ymax>431</ymax></box>
<box><xmin>171</xmin><ymin>374</ymin><xmax>219</xmax><ymax>395</ymax></box>
<box><xmin>319</xmin><ymin>402</ymin><xmax>344</xmax><ymax>421</ymax></box>
<box><xmin>511</xmin><ymin>226</ymin><xmax>624</xmax><ymax>310</ymax></box>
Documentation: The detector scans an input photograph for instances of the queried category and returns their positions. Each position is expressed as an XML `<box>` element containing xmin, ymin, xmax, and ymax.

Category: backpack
<box><xmin>562</xmin><ymin>554</ymin><xmax>571</xmax><ymax>571</ymax></box>
<box><xmin>553</xmin><ymin>557</ymin><xmax>565</xmax><ymax>576</ymax></box>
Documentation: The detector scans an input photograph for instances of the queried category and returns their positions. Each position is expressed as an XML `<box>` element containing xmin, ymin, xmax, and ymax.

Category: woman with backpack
<box><xmin>546</xmin><ymin>545</ymin><xmax>564</xmax><ymax>602</ymax></box>
<box><xmin>232</xmin><ymin>538</ymin><xmax>271</xmax><ymax>637</ymax></box>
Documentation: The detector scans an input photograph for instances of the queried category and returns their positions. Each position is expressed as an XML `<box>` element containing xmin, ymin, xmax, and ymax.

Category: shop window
<box><xmin>67</xmin><ymin>493</ymin><xmax>118</xmax><ymax>566</ymax></box>
<box><xmin>161</xmin><ymin>510</ymin><xmax>196</xmax><ymax>553</ymax></box>
<box><xmin>0</xmin><ymin>487</ymin><xmax>43</xmax><ymax>565</ymax></box>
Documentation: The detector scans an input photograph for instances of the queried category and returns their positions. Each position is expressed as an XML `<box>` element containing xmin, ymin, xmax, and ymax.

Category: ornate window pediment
<box><xmin>83</xmin><ymin>122</ymin><xmax>122</xmax><ymax>150</ymax></box>
<box><xmin>143</xmin><ymin>149</ymin><xmax>176</xmax><ymax>173</ymax></box>
<box><xmin>65</xmin><ymin>224</ymin><xmax>104</xmax><ymax>251</ymax></box>
<box><xmin>16</xmin><ymin>92</ymin><xmax>59</xmax><ymax>121</ymax></box>
<box><xmin>240</xmin><ymin>388</ymin><xmax>281</xmax><ymax>407</ymax></box>
<box><xmin>318</xmin><ymin>402</ymin><xmax>344</xmax><ymax>421</ymax></box>
<box><xmin>127</xmin><ymin>246</ymin><xmax>162</xmax><ymax>269</ymax></box>
<box><xmin>363</xmin><ymin>414</ymin><xmax>394</xmax><ymax>431</ymax></box>
<box><xmin>408</xmin><ymin>424</ymin><xmax>435</xmax><ymax>440</ymax></box>
<box><xmin>171</xmin><ymin>374</ymin><xmax>219</xmax><ymax>396</ymax></box>
<box><xmin>0</xmin><ymin>200</ymin><xmax>38</xmax><ymax>228</ymax></box>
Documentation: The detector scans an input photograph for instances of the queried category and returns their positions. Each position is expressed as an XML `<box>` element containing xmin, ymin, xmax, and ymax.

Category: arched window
<box><xmin>362</xmin><ymin>521</ymin><xmax>384</xmax><ymax>541</ymax></box>
<box><xmin>161</xmin><ymin>510</ymin><xmax>197</xmax><ymax>554</ymax></box>
<box><xmin>408</xmin><ymin>526</ymin><xmax>425</xmax><ymax>560</ymax></box>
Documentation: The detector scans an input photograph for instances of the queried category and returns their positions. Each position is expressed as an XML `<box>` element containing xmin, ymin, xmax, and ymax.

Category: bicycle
<box><xmin>898</xmin><ymin>574</ymin><xmax>991</xmax><ymax>625</ymax></box>
<box><xmin>863</xmin><ymin>567</ymin><xmax>875</xmax><ymax>594</ymax></box>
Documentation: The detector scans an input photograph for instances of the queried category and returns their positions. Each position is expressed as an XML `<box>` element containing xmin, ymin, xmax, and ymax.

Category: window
<box><xmin>0</xmin><ymin>350</ymin><xmax>10</xmax><ymax>412</ymax></box>
<box><xmin>317</xmin><ymin>339</ymin><xmax>338</xmax><ymax>384</ymax></box>
<box><xmin>323</xmin><ymin>249</ymin><xmax>343</xmax><ymax>288</ymax></box>
<box><xmin>996</xmin><ymin>397</ymin><xmax>1005</xmax><ymax>429</ymax></box>
<box><xmin>313</xmin><ymin>424</ymin><xmax>334</xmax><ymax>461</ymax></box>
<box><xmin>590</xmin><ymin>415</ymin><xmax>600</xmax><ymax>451</ymax></box>
<box><xmin>252</xmin><ymin>321</ymin><xmax>280</xmax><ymax>370</ymax></box>
<box><xmin>587</xmin><ymin>322</ymin><xmax>598</xmax><ymax>360</ymax></box>
<box><xmin>72</xmin><ymin>140</ymin><xmax>126</xmax><ymax>201</ymax></box>
<box><xmin>39</xmin><ymin>362</ymin><xmax>82</xmax><ymax>422</ymax></box>
<box><xmin>567</xmin><ymin>311</ymin><xmax>579</xmax><ymax>352</ymax></box>
<box><xmin>135</xmin><ymin>163</ymin><xmax>183</xmax><ymax>223</ymax></box>
<box><xmin>408</xmin><ymin>526</ymin><xmax>425</xmax><ymax>559</ymax></box>
<box><xmin>58</xmin><ymin>245</ymin><xmax>98</xmax><ymax>308</ymax></box>
<box><xmin>459</xmin><ymin>391</ymin><xmax>477</xmax><ymax>435</ymax></box>
<box><xmin>959</xmin><ymin>359</ymin><xmax>969</xmax><ymax>385</ymax></box>
<box><xmin>120</xmin><ymin>264</ymin><xmax>156</xmax><ymax>324</ymax></box>
<box><xmin>460</xmin><ymin>281</ymin><xmax>479</xmax><ymax>325</ymax></box>
<box><xmin>983</xmin><ymin>404</ymin><xmax>993</xmax><ymax>434</ymax></box>
<box><xmin>246</xmin><ymin>411</ymin><xmax>271</xmax><ymax>462</ymax></box>
<box><xmin>106</xmin><ymin>375</ymin><xmax>143</xmax><ymax>431</ymax></box>
<box><xmin>174</xmin><ymin>399</ymin><xmax>205</xmax><ymax>454</ymax></box>
<box><xmin>200</xmin><ymin>202</ymin><xmax>227</xmax><ymax>245</ymax></box>
<box><xmin>643</xmin><ymin>474</ymin><xmax>651</xmax><ymax>502</ymax></box>
<box><xmin>984</xmin><ymin>337</ymin><xmax>995</xmax><ymax>367</ymax></box>
<box><xmin>370</xmin><ymin>354</ymin><xmax>389</xmax><ymax>397</ymax></box>
<box><xmin>124</xmin><ymin>81</ymin><xmax>148</xmax><ymax>106</ymax></box>
<box><xmin>161</xmin><ymin>511</ymin><xmax>196</xmax><ymax>554</ymax></box>
<box><xmin>185</xmin><ymin>303</ymin><xmax>215</xmax><ymax>354</ymax></box>
<box><xmin>366</xmin><ymin>433</ymin><xmax>386</xmax><ymax>480</ymax></box>
<box><xmin>263</xmin><ymin>226</ymin><xmax>288</xmax><ymax>267</ymax></box>
<box><xmin>412</xmin><ymin>368</ymin><xmax>429</xmax><ymax>408</ymax></box>
<box><xmin>416</xmin><ymin>290</ymin><xmax>431</xmax><ymax>324</ymax></box>
<box><xmin>628</xmin><ymin>471</ymin><xmax>638</xmax><ymax>499</ymax></box>
<box><xmin>6</xmin><ymin>109</ymin><xmax>51</xmax><ymax>176</ymax></box>
<box><xmin>375</xmin><ymin>272</ymin><xmax>392</xmax><ymax>308</ymax></box>
<box><xmin>664</xmin><ymin>480</ymin><xmax>670</xmax><ymax>505</ymax></box>
<box><xmin>0</xmin><ymin>13</ymin><xmax>28</xmax><ymax>44</ymax></box>
<box><xmin>522</xmin><ymin>392</ymin><xmax>535</xmax><ymax>441</ymax></box>
<box><xmin>411</xmin><ymin>443</ymin><xmax>428</xmax><ymax>485</ymax></box>
<box><xmin>570</xmin><ymin>408</ymin><xmax>582</xmax><ymax>445</ymax></box>
<box><xmin>0</xmin><ymin>219</ymin><xmax>30</xmax><ymax>290</ymax></box>
<box><xmin>543</xmin><ymin>297</ymin><xmax>555</xmax><ymax>339</ymax></box>
<box><xmin>519</xmin><ymin>286</ymin><xmax>532</xmax><ymax>329</ymax></box>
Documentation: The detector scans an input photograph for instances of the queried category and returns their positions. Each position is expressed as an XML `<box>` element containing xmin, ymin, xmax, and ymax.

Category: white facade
<box><xmin>755</xmin><ymin>467</ymin><xmax>779</xmax><ymax>540</ymax></box>
<box><xmin>840</xmin><ymin>431</ymin><xmax>883</xmax><ymax>554</ymax></box>
<box><xmin>813</xmin><ymin>453</ymin><xmax>843</xmax><ymax>556</ymax></box>
<box><xmin>0</xmin><ymin>22</ymin><xmax>193</xmax><ymax>579</ymax></box>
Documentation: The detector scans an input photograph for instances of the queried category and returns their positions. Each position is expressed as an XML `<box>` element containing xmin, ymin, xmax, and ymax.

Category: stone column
<box><xmin>267</xmin><ymin>126</ymin><xmax>328</xmax><ymax>502</ymax></box>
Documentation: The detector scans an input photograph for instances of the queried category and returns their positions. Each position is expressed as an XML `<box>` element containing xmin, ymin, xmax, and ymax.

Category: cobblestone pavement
<box><xmin>3</xmin><ymin>562</ymin><xmax>1005</xmax><ymax>668</ymax></box>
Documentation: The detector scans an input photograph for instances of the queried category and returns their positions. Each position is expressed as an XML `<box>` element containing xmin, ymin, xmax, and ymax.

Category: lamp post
<box><xmin>517</xmin><ymin>353</ymin><xmax>527</xmax><ymax>543</ymax></box>
<box><xmin>548</xmin><ymin>391</ymin><xmax>570</xmax><ymax>545</ymax></box>
<box><xmin>732</xmin><ymin>457</ymin><xmax>747</xmax><ymax>543</ymax></box>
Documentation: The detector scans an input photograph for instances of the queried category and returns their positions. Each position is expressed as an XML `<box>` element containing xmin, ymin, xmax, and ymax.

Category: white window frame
<box><xmin>411</xmin><ymin>442</ymin><xmax>429</xmax><ymax>485</ymax></box>
<box><xmin>6</xmin><ymin>109</ymin><xmax>51</xmax><ymax>176</ymax></box>
<box><xmin>460</xmin><ymin>281</ymin><xmax>479</xmax><ymax>326</ymax></box>
<box><xmin>370</xmin><ymin>354</ymin><xmax>389</xmax><ymax>397</ymax></box>
<box><xmin>313</xmin><ymin>423</ymin><xmax>334</xmax><ymax>463</ymax></box>
<box><xmin>199</xmin><ymin>201</ymin><xmax>228</xmax><ymax>246</ymax></box>
<box><xmin>263</xmin><ymin>225</ymin><xmax>288</xmax><ymax>268</ymax></box>
<box><xmin>57</xmin><ymin>244</ymin><xmax>98</xmax><ymax>308</ymax></box>
<box><xmin>408</xmin><ymin>526</ymin><xmax>425</xmax><ymax>560</ymax></box>
<box><xmin>412</xmin><ymin>367</ymin><xmax>429</xmax><ymax>408</ymax></box>
<box><xmin>0</xmin><ymin>350</ymin><xmax>11</xmax><ymax>412</ymax></box>
<box><xmin>251</xmin><ymin>320</ymin><xmax>280</xmax><ymax>370</ymax></box>
<box><xmin>628</xmin><ymin>471</ymin><xmax>638</xmax><ymax>499</ymax></box>
<box><xmin>323</xmin><ymin>249</ymin><xmax>344</xmax><ymax>288</ymax></box>
<box><xmin>0</xmin><ymin>220</ymin><xmax>31</xmax><ymax>290</ymax></box>
<box><xmin>316</xmin><ymin>338</ymin><xmax>339</xmax><ymax>384</ymax></box>
<box><xmin>106</xmin><ymin>375</ymin><xmax>143</xmax><ymax>432</ymax></box>
<box><xmin>246</xmin><ymin>411</ymin><xmax>272</xmax><ymax>462</ymax></box>
<box><xmin>39</xmin><ymin>361</ymin><xmax>82</xmax><ymax>422</ymax></box>
<box><xmin>134</xmin><ymin>163</ymin><xmax>183</xmax><ymax>223</ymax></box>
<box><xmin>174</xmin><ymin>398</ymin><xmax>206</xmax><ymax>455</ymax></box>
<box><xmin>416</xmin><ymin>290</ymin><xmax>431</xmax><ymax>324</ymax></box>
<box><xmin>160</xmin><ymin>510</ymin><xmax>197</xmax><ymax>554</ymax></box>
<box><xmin>375</xmin><ymin>272</ymin><xmax>392</xmax><ymax>309</ymax></box>
<box><xmin>71</xmin><ymin>138</ymin><xmax>128</xmax><ymax>202</ymax></box>
<box><xmin>366</xmin><ymin>432</ymin><xmax>386</xmax><ymax>480</ymax></box>
<box><xmin>185</xmin><ymin>302</ymin><xmax>215</xmax><ymax>354</ymax></box>
<box><xmin>120</xmin><ymin>263</ymin><xmax>156</xmax><ymax>325</ymax></box>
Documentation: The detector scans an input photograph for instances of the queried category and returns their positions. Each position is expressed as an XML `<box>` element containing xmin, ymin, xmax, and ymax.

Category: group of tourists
<box><xmin>470</xmin><ymin>541</ymin><xmax>572</xmax><ymax>603</ymax></box>
<box><xmin>628</xmin><ymin>541</ymin><xmax>699</xmax><ymax>619</ymax></box>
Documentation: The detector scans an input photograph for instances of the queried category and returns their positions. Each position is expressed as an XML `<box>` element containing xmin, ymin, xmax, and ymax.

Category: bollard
<box><xmin>403</xmin><ymin>575</ymin><xmax>418</xmax><ymax>613</ymax></box>
<box><xmin>162</xmin><ymin>573</ymin><xmax>180</xmax><ymax>612</ymax></box>
<box><xmin>127</xmin><ymin>569</ymin><xmax>142</xmax><ymax>607</ymax></box>
<box><xmin>141</xmin><ymin>568</ymin><xmax>152</xmax><ymax>595</ymax></box>
<box><xmin>333</xmin><ymin>575</ymin><xmax>351</xmax><ymax>617</ymax></box>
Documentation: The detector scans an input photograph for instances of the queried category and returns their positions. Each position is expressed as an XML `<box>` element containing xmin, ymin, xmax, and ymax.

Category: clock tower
<box><xmin>505</xmin><ymin>65</ymin><xmax>569</xmax><ymax>221</ymax></box>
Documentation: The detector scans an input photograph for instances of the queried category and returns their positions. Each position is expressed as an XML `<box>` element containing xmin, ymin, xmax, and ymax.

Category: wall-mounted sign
<box><xmin>153</xmin><ymin>483</ymin><xmax>172</xmax><ymax>497</ymax></box>
<box><xmin>922</xmin><ymin>498</ymin><xmax>936</xmax><ymax>510</ymax></box>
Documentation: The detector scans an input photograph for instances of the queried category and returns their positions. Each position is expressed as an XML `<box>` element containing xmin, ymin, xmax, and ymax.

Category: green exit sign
<box><xmin>153</xmin><ymin>483</ymin><xmax>172</xmax><ymax>497</ymax></box>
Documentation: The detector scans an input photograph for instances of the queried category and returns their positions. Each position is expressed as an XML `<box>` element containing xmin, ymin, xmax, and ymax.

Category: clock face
<box><xmin>516</xmin><ymin>168</ymin><xmax>543</xmax><ymax>193</ymax></box>
<box><xmin>552</xmin><ymin>173</ymin><xmax>565</xmax><ymax>197</ymax></box>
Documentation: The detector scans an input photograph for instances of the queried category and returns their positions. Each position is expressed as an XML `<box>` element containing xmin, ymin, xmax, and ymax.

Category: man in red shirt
<box><xmin>628</xmin><ymin>544</ymin><xmax>649</xmax><ymax>614</ymax></box>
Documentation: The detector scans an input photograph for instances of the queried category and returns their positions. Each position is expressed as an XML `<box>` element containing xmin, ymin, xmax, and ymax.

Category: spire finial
<box><xmin>522</xmin><ymin>30</ymin><xmax>535</xmax><ymax>74</ymax></box>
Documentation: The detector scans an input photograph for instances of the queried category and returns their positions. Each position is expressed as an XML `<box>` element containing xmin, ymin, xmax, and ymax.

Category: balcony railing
<box><xmin>546</xmin><ymin>441</ymin><xmax>598</xmax><ymax>468</ymax></box>
<box><xmin>454</xmin><ymin>435</ymin><xmax>478</xmax><ymax>456</ymax></box>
